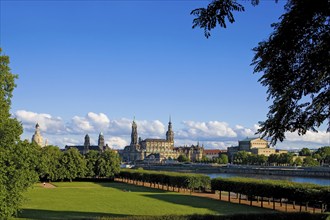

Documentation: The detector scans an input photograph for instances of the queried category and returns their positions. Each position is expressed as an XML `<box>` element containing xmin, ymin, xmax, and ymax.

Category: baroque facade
<box><xmin>227</xmin><ymin>137</ymin><xmax>288</xmax><ymax>160</ymax></box>
<box><xmin>121</xmin><ymin>119</ymin><xmax>203</xmax><ymax>162</ymax></box>
<box><xmin>65</xmin><ymin>132</ymin><xmax>110</xmax><ymax>154</ymax></box>
<box><xmin>31</xmin><ymin>123</ymin><xmax>45</xmax><ymax>147</ymax></box>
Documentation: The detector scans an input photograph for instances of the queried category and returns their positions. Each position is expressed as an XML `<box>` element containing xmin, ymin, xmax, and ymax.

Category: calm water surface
<box><xmin>207</xmin><ymin>173</ymin><xmax>330</xmax><ymax>186</ymax></box>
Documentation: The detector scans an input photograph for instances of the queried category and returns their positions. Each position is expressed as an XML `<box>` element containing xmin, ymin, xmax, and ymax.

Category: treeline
<box><xmin>38</xmin><ymin>145</ymin><xmax>120</xmax><ymax>182</ymax></box>
<box><xmin>232</xmin><ymin>146</ymin><xmax>330</xmax><ymax>166</ymax></box>
<box><xmin>211</xmin><ymin>177</ymin><xmax>330</xmax><ymax>212</ymax></box>
<box><xmin>117</xmin><ymin>169</ymin><xmax>211</xmax><ymax>192</ymax></box>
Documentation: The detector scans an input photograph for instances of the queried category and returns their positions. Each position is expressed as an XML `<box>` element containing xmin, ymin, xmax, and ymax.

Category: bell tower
<box><xmin>84</xmin><ymin>134</ymin><xmax>90</xmax><ymax>154</ymax></box>
<box><xmin>131</xmin><ymin>118</ymin><xmax>138</xmax><ymax>145</ymax></box>
<box><xmin>166</xmin><ymin>116</ymin><xmax>174</xmax><ymax>142</ymax></box>
<box><xmin>98</xmin><ymin>132</ymin><xmax>105</xmax><ymax>150</ymax></box>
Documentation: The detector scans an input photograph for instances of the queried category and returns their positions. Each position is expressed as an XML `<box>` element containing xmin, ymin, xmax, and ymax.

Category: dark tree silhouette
<box><xmin>191</xmin><ymin>0</ymin><xmax>329</xmax><ymax>145</ymax></box>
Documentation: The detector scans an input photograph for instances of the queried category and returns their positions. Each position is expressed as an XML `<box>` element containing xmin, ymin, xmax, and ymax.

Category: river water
<box><xmin>207</xmin><ymin>173</ymin><xmax>330</xmax><ymax>186</ymax></box>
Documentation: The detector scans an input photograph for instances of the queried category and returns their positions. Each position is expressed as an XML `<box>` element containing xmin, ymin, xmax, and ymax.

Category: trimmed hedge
<box><xmin>117</xmin><ymin>169</ymin><xmax>211</xmax><ymax>191</ymax></box>
<box><xmin>211</xmin><ymin>177</ymin><xmax>330</xmax><ymax>210</ymax></box>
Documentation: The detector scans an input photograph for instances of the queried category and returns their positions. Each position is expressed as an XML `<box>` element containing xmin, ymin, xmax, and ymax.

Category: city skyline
<box><xmin>1</xmin><ymin>1</ymin><xmax>328</xmax><ymax>149</ymax></box>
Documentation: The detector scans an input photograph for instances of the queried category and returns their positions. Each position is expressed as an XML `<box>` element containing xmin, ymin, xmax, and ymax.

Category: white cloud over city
<box><xmin>15</xmin><ymin>110</ymin><xmax>329</xmax><ymax>150</ymax></box>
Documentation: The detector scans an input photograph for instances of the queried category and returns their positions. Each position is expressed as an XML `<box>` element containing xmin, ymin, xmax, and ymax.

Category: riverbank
<box><xmin>138</xmin><ymin>164</ymin><xmax>330</xmax><ymax>179</ymax></box>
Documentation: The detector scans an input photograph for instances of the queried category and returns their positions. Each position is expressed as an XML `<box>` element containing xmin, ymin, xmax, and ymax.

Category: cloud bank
<box><xmin>15</xmin><ymin>110</ymin><xmax>329</xmax><ymax>150</ymax></box>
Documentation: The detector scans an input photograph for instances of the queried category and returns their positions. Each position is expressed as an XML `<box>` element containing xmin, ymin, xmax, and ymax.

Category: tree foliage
<box><xmin>0</xmin><ymin>48</ymin><xmax>38</xmax><ymax>219</ymax></box>
<box><xmin>191</xmin><ymin>0</ymin><xmax>330</xmax><ymax>145</ymax></box>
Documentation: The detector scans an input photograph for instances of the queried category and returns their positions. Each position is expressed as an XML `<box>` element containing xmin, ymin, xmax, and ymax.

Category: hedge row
<box><xmin>211</xmin><ymin>177</ymin><xmax>330</xmax><ymax>208</ymax></box>
<box><xmin>117</xmin><ymin>169</ymin><xmax>211</xmax><ymax>191</ymax></box>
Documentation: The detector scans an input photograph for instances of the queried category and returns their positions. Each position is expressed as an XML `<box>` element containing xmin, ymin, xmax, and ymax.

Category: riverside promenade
<box><xmin>138</xmin><ymin>164</ymin><xmax>330</xmax><ymax>178</ymax></box>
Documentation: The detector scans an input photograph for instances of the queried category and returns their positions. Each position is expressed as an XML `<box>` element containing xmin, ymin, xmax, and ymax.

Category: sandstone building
<box><xmin>31</xmin><ymin>123</ymin><xmax>45</xmax><ymax>147</ymax></box>
<box><xmin>121</xmin><ymin>119</ymin><xmax>203</xmax><ymax>162</ymax></box>
<box><xmin>227</xmin><ymin>137</ymin><xmax>288</xmax><ymax>160</ymax></box>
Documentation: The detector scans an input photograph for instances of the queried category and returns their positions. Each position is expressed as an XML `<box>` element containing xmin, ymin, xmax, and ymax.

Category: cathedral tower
<box><xmin>166</xmin><ymin>116</ymin><xmax>174</xmax><ymax>142</ymax></box>
<box><xmin>131</xmin><ymin>119</ymin><xmax>138</xmax><ymax>145</ymax></box>
<box><xmin>98</xmin><ymin>132</ymin><xmax>105</xmax><ymax>150</ymax></box>
<box><xmin>32</xmin><ymin>123</ymin><xmax>44</xmax><ymax>147</ymax></box>
<box><xmin>84</xmin><ymin>134</ymin><xmax>90</xmax><ymax>153</ymax></box>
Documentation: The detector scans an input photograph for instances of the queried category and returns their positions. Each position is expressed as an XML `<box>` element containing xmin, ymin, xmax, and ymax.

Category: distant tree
<box><xmin>278</xmin><ymin>153</ymin><xmax>294</xmax><ymax>166</ymax></box>
<box><xmin>303</xmin><ymin>156</ymin><xmax>319</xmax><ymax>167</ymax></box>
<box><xmin>218</xmin><ymin>154</ymin><xmax>229</xmax><ymax>164</ymax></box>
<box><xmin>191</xmin><ymin>0</ymin><xmax>330</xmax><ymax>145</ymax></box>
<box><xmin>59</xmin><ymin>148</ymin><xmax>86</xmax><ymax>181</ymax></box>
<box><xmin>38</xmin><ymin>145</ymin><xmax>62</xmax><ymax>181</ymax></box>
<box><xmin>0</xmin><ymin>48</ymin><xmax>39</xmax><ymax>218</ymax></box>
<box><xmin>95</xmin><ymin>150</ymin><xmax>120</xmax><ymax>178</ymax></box>
<box><xmin>299</xmin><ymin>148</ymin><xmax>312</xmax><ymax>156</ymax></box>
<box><xmin>268</xmin><ymin>154</ymin><xmax>280</xmax><ymax>166</ymax></box>
<box><xmin>313</xmin><ymin>146</ymin><xmax>330</xmax><ymax>165</ymax></box>
<box><xmin>85</xmin><ymin>150</ymin><xmax>100</xmax><ymax>177</ymax></box>
<box><xmin>233</xmin><ymin>151</ymin><xmax>249</xmax><ymax>164</ymax></box>
<box><xmin>293</xmin><ymin>157</ymin><xmax>303</xmax><ymax>166</ymax></box>
<box><xmin>177</xmin><ymin>154</ymin><xmax>190</xmax><ymax>162</ymax></box>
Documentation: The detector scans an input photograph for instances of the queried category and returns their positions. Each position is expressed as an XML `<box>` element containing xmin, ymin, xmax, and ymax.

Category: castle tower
<box><xmin>98</xmin><ymin>132</ymin><xmax>105</xmax><ymax>150</ymax></box>
<box><xmin>84</xmin><ymin>134</ymin><xmax>90</xmax><ymax>153</ymax></box>
<box><xmin>32</xmin><ymin>123</ymin><xmax>44</xmax><ymax>147</ymax></box>
<box><xmin>166</xmin><ymin>116</ymin><xmax>174</xmax><ymax>142</ymax></box>
<box><xmin>131</xmin><ymin>119</ymin><xmax>138</xmax><ymax>145</ymax></box>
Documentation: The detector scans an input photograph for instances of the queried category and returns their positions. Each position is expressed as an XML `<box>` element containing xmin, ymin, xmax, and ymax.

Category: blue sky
<box><xmin>1</xmin><ymin>0</ymin><xmax>328</xmax><ymax>149</ymax></box>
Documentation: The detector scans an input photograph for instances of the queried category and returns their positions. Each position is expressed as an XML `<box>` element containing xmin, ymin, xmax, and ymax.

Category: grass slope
<box><xmin>18</xmin><ymin>182</ymin><xmax>274</xmax><ymax>219</ymax></box>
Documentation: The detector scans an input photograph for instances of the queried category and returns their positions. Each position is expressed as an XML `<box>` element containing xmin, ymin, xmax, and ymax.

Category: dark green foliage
<box><xmin>38</xmin><ymin>145</ymin><xmax>62</xmax><ymax>181</ymax></box>
<box><xmin>252</xmin><ymin>0</ymin><xmax>330</xmax><ymax>145</ymax></box>
<box><xmin>58</xmin><ymin>148</ymin><xmax>86</xmax><ymax>181</ymax></box>
<box><xmin>191</xmin><ymin>0</ymin><xmax>245</xmax><ymax>38</ymax></box>
<box><xmin>211</xmin><ymin>177</ymin><xmax>330</xmax><ymax>208</ymax></box>
<box><xmin>177</xmin><ymin>154</ymin><xmax>190</xmax><ymax>162</ymax></box>
<box><xmin>0</xmin><ymin>48</ymin><xmax>39</xmax><ymax>219</ymax></box>
<box><xmin>300</xmin><ymin>148</ymin><xmax>312</xmax><ymax>156</ymax></box>
<box><xmin>117</xmin><ymin>169</ymin><xmax>211</xmax><ymax>191</ymax></box>
<box><xmin>95</xmin><ymin>150</ymin><xmax>120</xmax><ymax>178</ymax></box>
<box><xmin>191</xmin><ymin>0</ymin><xmax>330</xmax><ymax>145</ymax></box>
<box><xmin>0</xmin><ymin>141</ymin><xmax>39</xmax><ymax>218</ymax></box>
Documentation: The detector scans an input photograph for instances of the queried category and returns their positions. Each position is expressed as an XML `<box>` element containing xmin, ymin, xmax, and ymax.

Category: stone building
<box><xmin>31</xmin><ymin>123</ymin><xmax>45</xmax><ymax>147</ymax></box>
<box><xmin>227</xmin><ymin>137</ymin><xmax>288</xmax><ymax>160</ymax></box>
<box><xmin>121</xmin><ymin>118</ymin><xmax>203</xmax><ymax>163</ymax></box>
<box><xmin>65</xmin><ymin>132</ymin><xmax>110</xmax><ymax>154</ymax></box>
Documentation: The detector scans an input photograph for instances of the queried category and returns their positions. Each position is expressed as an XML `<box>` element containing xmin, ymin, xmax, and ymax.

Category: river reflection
<box><xmin>207</xmin><ymin>173</ymin><xmax>330</xmax><ymax>186</ymax></box>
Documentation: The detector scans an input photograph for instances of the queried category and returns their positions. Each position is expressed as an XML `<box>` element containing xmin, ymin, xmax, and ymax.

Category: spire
<box><xmin>98</xmin><ymin>132</ymin><xmax>105</xmax><ymax>149</ymax></box>
<box><xmin>131</xmin><ymin>118</ymin><xmax>138</xmax><ymax>145</ymax></box>
<box><xmin>32</xmin><ymin>123</ymin><xmax>44</xmax><ymax>147</ymax></box>
<box><xmin>166</xmin><ymin>117</ymin><xmax>174</xmax><ymax>142</ymax></box>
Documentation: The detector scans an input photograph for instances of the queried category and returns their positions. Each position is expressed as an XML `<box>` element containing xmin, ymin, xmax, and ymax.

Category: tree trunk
<box><xmin>261</xmin><ymin>197</ymin><xmax>263</xmax><ymax>208</ymax></box>
<box><xmin>305</xmin><ymin>202</ymin><xmax>309</xmax><ymax>211</ymax></box>
<box><xmin>228</xmin><ymin>191</ymin><xmax>231</xmax><ymax>202</ymax></box>
<box><xmin>273</xmin><ymin>198</ymin><xmax>276</xmax><ymax>210</ymax></box>
<box><xmin>293</xmin><ymin>201</ymin><xmax>296</xmax><ymax>209</ymax></box>
<box><xmin>219</xmin><ymin>191</ymin><xmax>221</xmax><ymax>200</ymax></box>
<box><xmin>239</xmin><ymin>194</ymin><xmax>241</xmax><ymax>204</ymax></box>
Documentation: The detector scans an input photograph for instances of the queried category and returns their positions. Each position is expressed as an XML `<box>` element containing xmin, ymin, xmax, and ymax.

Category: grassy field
<box><xmin>18</xmin><ymin>181</ymin><xmax>274</xmax><ymax>219</ymax></box>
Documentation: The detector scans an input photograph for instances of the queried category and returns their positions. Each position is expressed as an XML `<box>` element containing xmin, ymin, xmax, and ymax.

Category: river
<box><xmin>207</xmin><ymin>173</ymin><xmax>330</xmax><ymax>186</ymax></box>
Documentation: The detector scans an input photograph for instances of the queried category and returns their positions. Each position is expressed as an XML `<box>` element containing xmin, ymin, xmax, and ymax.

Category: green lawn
<box><xmin>18</xmin><ymin>182</ymin><xmax>274</xmax><ymax>219</ymax></box>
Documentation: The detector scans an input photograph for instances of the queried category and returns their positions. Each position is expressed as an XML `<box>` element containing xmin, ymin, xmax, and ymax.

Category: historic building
<box><xmin>121</xmin><ymin>119</ymin><xmax>203</xmax><ymax>162</ymax></box>
<box><xmin>65</xmin><ymin>132</ymin><xmax>110</xmax><ymax>154</ymax></box>
<box><xmin>227</xmin><ymin>137</ymin><xmax>288</xmax><ymax>160</ymax></box>
<box><xmin>31</xmin><ymin>123</ymin><xmax>45</xmax><ymax>147</ymax></box>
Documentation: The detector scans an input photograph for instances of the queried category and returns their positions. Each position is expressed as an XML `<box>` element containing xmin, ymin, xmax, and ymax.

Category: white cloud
<box><xmin>15</xmin><ymin>110</ymin><xmax>65</xmax><ymax>134</ymax></box>
<box><xmin>285</xmin><ymin>130</ymin><xmax>330</xmax><ymax>145</ymax></box>
<box><xmin>15</xmin><ymin>110</ymin><xmax>329</xmax><ymax>150</ymax></box>
<box><xmin>177</xmin><ymin>120</ymin><xmax>237</xmax><ymax>141</ymax></box>
<box><xmin>106</xmin><ymin>137</ymin><xmax>129</xmax><ymax>149</ymax></box>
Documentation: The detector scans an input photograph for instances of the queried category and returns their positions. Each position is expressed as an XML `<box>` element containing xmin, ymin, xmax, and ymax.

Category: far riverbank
<box><xmin>138</xmin><ymin>164</ymin><xmax>330</xmax><ymax>185</ymax></box>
